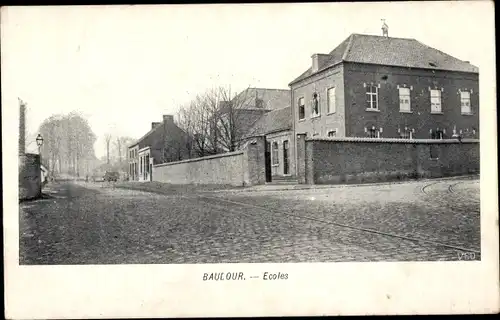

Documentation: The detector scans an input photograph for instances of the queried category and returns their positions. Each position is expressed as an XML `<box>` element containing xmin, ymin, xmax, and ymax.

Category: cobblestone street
<box><xmin>19</xmin><ymin>176</ymin><xmax>480</xmax><ymax>264</ymax></box>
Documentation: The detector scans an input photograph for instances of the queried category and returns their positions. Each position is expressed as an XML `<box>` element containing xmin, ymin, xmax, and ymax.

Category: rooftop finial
<box><xmin>381</xmin><ymin>19</ymin><xmax>389</xmax><ymax>37</ymax></box>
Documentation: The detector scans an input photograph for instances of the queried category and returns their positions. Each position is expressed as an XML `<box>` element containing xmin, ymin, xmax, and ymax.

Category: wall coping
<box><xmin>154</xmin><ymin>150</ymin><xmax>245</xmax><ymax>167</ymax></box>
<box><xmin>306</xmin><ymin>137</ymin><xmax>480</xmax><ymax>144</ymax></box>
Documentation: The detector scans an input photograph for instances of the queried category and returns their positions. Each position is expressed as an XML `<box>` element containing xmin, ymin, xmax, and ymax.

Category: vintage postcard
<box><xmin>2</xmin><ymin>2</ymin><xmax>499</xmax><ymax>318</ymax></box>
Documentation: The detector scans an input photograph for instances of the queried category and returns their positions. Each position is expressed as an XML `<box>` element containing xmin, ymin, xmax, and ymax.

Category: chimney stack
<box><xmin>19</xmin><ymin>98</ymin><xmax>26</xmax><ymax>155</ymax></box>
<box><xmin>163</xmin><ymin>114</ymin><xmax>174</xmax><ymax>124</ymax></box>
<box><xmin>311</xmin><ymin>54</ymin><xmax>331</xmax><ymax>73</ymax></box>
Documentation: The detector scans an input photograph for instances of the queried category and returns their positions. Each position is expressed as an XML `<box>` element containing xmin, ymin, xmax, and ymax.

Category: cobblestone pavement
<box><xmin>19</xmin><ymin>176</ymin><xmax>480</xmax><ymax>264</ymax></box>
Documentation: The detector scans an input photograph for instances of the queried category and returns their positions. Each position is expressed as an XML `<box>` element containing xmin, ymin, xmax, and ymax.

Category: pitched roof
<box><xmin>290</xmin><ymin>33</ymin><xmax>479</xmax><ymax>85</ymax></box>
<box><xmin>234</xmin><ymin>88</ymin><xmax>290</xmax><ymax>111</ymax></box>
<box><xmin>128</xmin><ymin>118</ymin><xmax>186</xmax><ymax>149</ymax></box>
<box><xmin>243</xmin><ymin>106</ymin><xmax>292</xmax><ymax>138</ymax></box>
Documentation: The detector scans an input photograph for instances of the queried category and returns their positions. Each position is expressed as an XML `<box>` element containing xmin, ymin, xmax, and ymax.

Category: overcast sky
<box><xmin>1</xmin><ymin>2</ymin><xmax>494</xmax><ymax>157</ymax></box>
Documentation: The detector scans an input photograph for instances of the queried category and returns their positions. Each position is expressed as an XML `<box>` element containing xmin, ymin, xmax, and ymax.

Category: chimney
<box><xmin>163</xmin><ymin>114</ymin><xmax>174</xmax><ymax>124</ymax></box>
<box><xmin>311</xmin><ymin>54</ymin><xmax>331</xmax><ymax>73</ymax></box>
<box><xmin>19</xmin><ymin>98</ymin><xmax>26</xmax><ymax>155</ymax></box>
<box><xmin>151</xmin><ymin>122</ymin><xmax>161</xmax><ymax>130</ymax></box>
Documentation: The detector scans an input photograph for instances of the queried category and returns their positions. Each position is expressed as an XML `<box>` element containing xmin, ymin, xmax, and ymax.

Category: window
<box><xmin>366</xmin><ymin>85</ymin><xmax>378</xmax><ymax>110</ymax></box>
<box><xmin>399</xmin><ymin>87</ymin><xmax>411</xmax><ymax>112</ymax></box>
<box><xmin>461</xmin><ymin>91</ymin><xmax>471</xmax><ymax>114</ymax></box>
<box><xmin>272</xmin><ymin>141</ymin><xmax>279</xmax><ymax>166</ymax></box>
<box><xmin>327</xmin><ymin>87</ymin><xmax>336</xmax><ymax>114</ymax></box>
<box><xmin>399</xmin><ymin>127</ymin><xmax>414</xmax><ymax>139</ymax></box>
<box><xmin>298</xmin><ymin>97</ymin><xmax>305</xmax><ymax>120</ymax></box>
<box><xmin>430</xmin><ymin>89</ymin><xmax>442</xmax><ymax>113</ymax></box>
<box><xmin>327</xmin><ymin>130</ymin><xmax>337</xmax><ymax>137</ymax></box>
<box><xmin>430</xmin><ymin>129</ymin><xmax>444</xmax><ymax>139</ymax></box>
<box><xmin>311</xmin><ymin>93</ymin><xmax>320</xmax><ymax>117</ymax></box>
<box><xmin>366</xmin><ymin>126</ymin><xmax>382</xmax><ymax>138</ymax></box>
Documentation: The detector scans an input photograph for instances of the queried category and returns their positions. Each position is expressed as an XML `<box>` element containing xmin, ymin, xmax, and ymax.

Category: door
<box><xmin>283</xmin><ymin>140</ymin><xmax>289</xmax><ymax>175</ymax></box>
<box><xmin>265</xmin><ymin>140</ymin><xmax>272</xmax><ymax>182</ymax></box>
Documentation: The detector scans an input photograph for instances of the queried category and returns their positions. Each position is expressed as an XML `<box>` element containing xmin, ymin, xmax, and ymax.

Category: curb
<box><xmin>207</xmin><ymin>174</ymin><xmax>480</xmax><ymax>194</ymax></box>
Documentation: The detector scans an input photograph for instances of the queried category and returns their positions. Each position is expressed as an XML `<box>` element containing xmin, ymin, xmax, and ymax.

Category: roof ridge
<box><xmin>352</xmin><ymin>33</ymin><xmax>417</xmax><ymax>41</ymax></box>
<box><xmin>249</xmin><ymin>87</ymin><xmax>290</xmax><ymax>91</ymax></box>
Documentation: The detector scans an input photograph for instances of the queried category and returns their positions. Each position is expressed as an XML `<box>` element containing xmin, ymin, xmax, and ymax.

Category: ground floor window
<box><xmin>399</xmin><ymin>127</ymin><xmax>414</xmax><ymax>139</ymax></box>
<box><xmin>272</xmin><ymin>141</ymin><xmax>279</xmax><ymax>165</ymax></box>
<box><xmin>430</xmin><ymin>128</ymin><xmax>444</xmax><ymax>139</ymax></box>
<box><xmin>365</xmin><ymin>126</ymin><xmax>382</xmax><ymax>138</ymax></box>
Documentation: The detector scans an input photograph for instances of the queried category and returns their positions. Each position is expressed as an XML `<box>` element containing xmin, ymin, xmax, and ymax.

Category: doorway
<box><xmin>264</xmin><ymin>140</ymin><xmax>272</xmax><ymax>182</ymax></box>
<box><xmin>283</xmin><ymin>140</ymin><xmax>289</xmax><ymax>175</ymax></box>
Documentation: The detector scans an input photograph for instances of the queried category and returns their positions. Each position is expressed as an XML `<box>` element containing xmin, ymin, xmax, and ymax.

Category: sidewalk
<box><xmin>207</xmin><ymin>174</ymin><xmax>480</xmax><ymax>193</ymax></box>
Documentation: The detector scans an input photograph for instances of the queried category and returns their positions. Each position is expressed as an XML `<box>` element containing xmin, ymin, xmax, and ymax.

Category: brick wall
<box><xmin>152</xmin><ymin>136</ymin><xmax>266</xmax><ymax>186</ymax></box>
<box><xmin>19</xmin><ymin>153</ymin><xmax>41</xmax><ymax>200</ymax></box>
<box><xmin>343</xmin><ymin>63</ymin><xmax>479</xmax><ymax>139</ymax></box>
<box><xmin>297</xmin><ymin>137</ymin><xmax>479</xmax><ymax>185</ymax></box>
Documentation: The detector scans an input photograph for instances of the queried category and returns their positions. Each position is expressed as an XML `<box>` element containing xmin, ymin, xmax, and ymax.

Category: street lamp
<box><xmin>36</xmin><ymin>133</ymin><xmax>44</xmax><ymax>152</ymax></box>
<box><xmin>35</xmin><ymin>133</ymin><xmax>44</xmax><ymax>195</ymax></box>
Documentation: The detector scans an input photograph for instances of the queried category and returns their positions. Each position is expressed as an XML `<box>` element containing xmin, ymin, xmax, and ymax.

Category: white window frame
<box><xmin>430</xmin><ymin>89</ymin><xmax>442</xmax><ymax>114</ymax></box>
<box><xmin>366</xmin><ymin>84</ymin><xmax>379</xmax><ymax>111</ymax></box>
<box><xmin>460</xmin><ymin>91</ymin><xmax>472</xmax><ymax>114</ymax></box>
<box><xmin>298</xmin><ymin>97</ymin><xmax>305</xmax><ymax>120</ymax></box>
<box><xmin>399</xmin><ymin>87</ymin><xmax>411</xmax><ymax>112</ymax></box>
<box><xmin>271</xmin><ymin>141</ymin><xmax>279</xmax><ymax>166</ymax></box>
<box><xmin>327</xmin><ymin>87</ymin><xmax>336</xmax><ymax>114</ymax></box>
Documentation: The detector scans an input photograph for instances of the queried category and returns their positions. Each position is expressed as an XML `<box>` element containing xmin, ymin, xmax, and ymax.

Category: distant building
<box><xmin>128</xmin><ymin>114</ymin><xmax>191</xmax><ymax>182</ymax></box>
<box><xmin>216</xmin><ymin>88</ymin><xmax>291</xmax><ymax>152</ymax></box>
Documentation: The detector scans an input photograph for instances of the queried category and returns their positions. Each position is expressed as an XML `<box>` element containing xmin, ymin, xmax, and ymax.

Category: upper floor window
<box><xmin>272</xmin><ymin>141</ymin><xmax>279</xmax><ymax>166</ymax></box>
<box><xmin>327</xmin><ymin>130</ymin><xmax>337</xmax><ymax>137</ymax></box>
<box><xmin>327</xmin><ymin>87</ymin><xmax>336</xmax><ymax>114</ymax></box>
<box><xmin>298</xmin><ymin>97</ymin><xmax>305</xmax><ymax>120</ymax></box>
<box><xmin>311</xmin><ymin>93</ymin><xmax>320</xmax><ymax>117</ymax></box>
<box><xmin>430</xmin><ymin>89</ymin><xmax>442</xmax><ymax>113</ymax></box>
<box><xmin>460</xmin><ymin>91</ymin><xmax>471</xmax><ymax>114</ymax></box>
<box><xmin>366</xmin><ymin>85</ymin><xmax>378</xmax><ymax>110</ymax></box>
<box><xmin>399</xmin><ymin>87</ymin><xmax>411</xmax><ymax>112</ymax></box>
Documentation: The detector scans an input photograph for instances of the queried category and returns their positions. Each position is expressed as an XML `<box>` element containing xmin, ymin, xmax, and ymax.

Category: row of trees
<box><xmin>176</xmin><ymin>86</ymin><xmax>258</xmax><ymax>158</ymax></box>
<box><xmin>38</xmin><ymin>112</ymin><xmax>97</xmax><ymax>177</ymax></box>
<box><xmin>103</xmin><ymin>134</ymin><xmax>135</xmax><ymax>171</ymax></box>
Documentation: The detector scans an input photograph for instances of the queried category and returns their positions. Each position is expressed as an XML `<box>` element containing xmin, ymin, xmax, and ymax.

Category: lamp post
<box><xmin>36</xmin><ymin>134</ymin><xmax>44</xmax><ymax>194</ymax></box>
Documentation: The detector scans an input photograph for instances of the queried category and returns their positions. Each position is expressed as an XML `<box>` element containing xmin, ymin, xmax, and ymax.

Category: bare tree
<box><xmin>176</xmin><ymin>86</ymin><xmax>259</xmax><ymax>156</ymax></box>
<box><xmin>211</xmin><ymin>86</ymin><xmax>257</xmax><ymax>152</ymax></box>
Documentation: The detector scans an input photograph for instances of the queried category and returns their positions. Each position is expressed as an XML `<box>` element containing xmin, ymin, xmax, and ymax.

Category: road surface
<box><xmin>19</xmin><ymin>176</ymin><xmax>480</xmax><ymax>264</ymax></box>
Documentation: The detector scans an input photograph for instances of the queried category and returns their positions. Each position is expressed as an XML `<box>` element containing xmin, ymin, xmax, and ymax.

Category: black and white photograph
<box><xmin>3</xmin><ymin>2</ymin><xmax>499</xmax><ymax>318</ymax></box>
